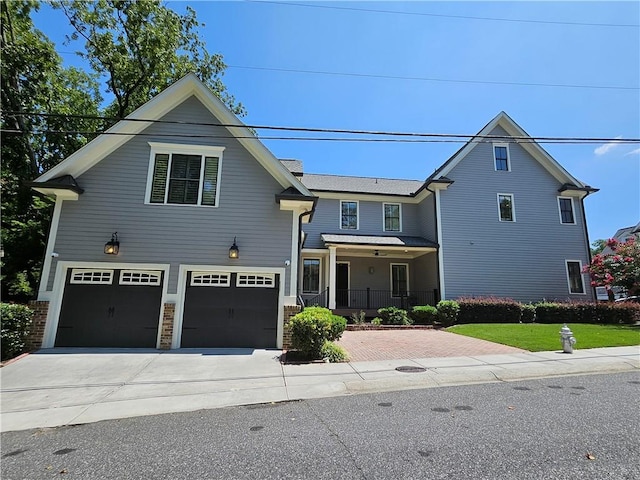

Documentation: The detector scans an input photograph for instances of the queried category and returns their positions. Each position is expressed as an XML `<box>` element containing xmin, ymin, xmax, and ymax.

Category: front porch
<box><xmin>300</xmin><ymin>233</ymin><xmax>440</xmax><ymax>314</ymax></box>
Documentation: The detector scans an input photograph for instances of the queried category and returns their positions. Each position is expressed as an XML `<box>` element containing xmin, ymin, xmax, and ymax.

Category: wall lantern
<box><xmin>104</xmin><ymin>232</ymin><xmax>120</xmax><ymax>255</ymax></box>
<box><xmin>369</xmin><ymin>267</ymin><xmax>375</xmax><ymax>274</ymax></box>
<box><xmin>229</xmin><ymin>237</ymin><xmax>239</xmax><ymax>259</ymax></box>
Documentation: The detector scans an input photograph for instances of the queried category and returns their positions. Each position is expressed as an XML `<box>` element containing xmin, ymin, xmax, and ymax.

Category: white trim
<box><xmin>382</xmin><ymin>202</ymin><xmax>402</xmax><ymax>232</ymax></box>
<box><xmin>301</xmin><ymin>257</ymin><xmax>322</xmax><ymax>294</ymax></box>
<box><xmin>435</xmin><ymin>189</ymin><xmax>445</xmax><ymax>300</ymax></box>
<box><xmin>190</xmin><ymin>272</ymin><xmax>231</xmax><ymax>286</ymax></box>
<box><xmin>38</xmin><ymin>197</ymin><xmax>64</xmax><ymax>298</ymax></box>
<box><xmin>497</xmin><ymin>193</ymin><xmax>516</xmax><ymax>222</ymax></box>
<box><xmin>70</xmin><ymin>269</ymin><xmax>114</xmax><ymax>285</ymax></box>
<box><xmin>565</xmin><ymin>259</ymin><xmax>586</xmax><ymax>295</ymax></box>
<box><xmin>41</xmin><ymin>262</ymin><xmax>170</xmax><ymax>349</ymax></box>
<box><xmin>37</xmin><ymin>74</ymin><xmax>312</xmax><ymax>197</ymax></box>
<box><xmin>328</xmin><ymin>247</ymin><xmax>337</xmax><ymax>309</ymax></box>
<box><xmin>313</xmin><ymin>190</ymin><xmax>425</xmax><ymax>203</ymax></box>
<box><xmin>557</xmin><ymin>196</ymin><xmax>577</xmax><ymax>225</ymax></box>
<box><xmin>144</xmin><ymin>143</ymin><xmax>224</xmax><ymax>207</ymax></box>
<box><xmin>436</xmin><ymin>112</ymin><xmax>586</xmax><ymax>187</ymax></box>
<box><xmin>302</xmin><ymin>248</ymin><xmax>330</xmax><ymax>254</ymax></box>
<box><xmin>493</xmin><ymin>143</ymin><xmax>511</xmax><ymax>172</ymax></box>
<box><xmin>236</xmin><ymin>273</ymin><xmax>276</xmax><ymax>287</ymax></box>
<box><xmin>119</xmin><ymin>270</ymin><xmax>162</xmax><ymax>286</ymax></box>
<box><xmin>339</xmin><ymin>200</ymin><xmax>359</xmax><ymax>230</ymax></box>
<box><xmin>390</xmin><ymin>263</ymin><xmax>410</xmax><ymax>297</ymax></box>
<box><xmin>173</xmin><ymin>265</ymin><xmax>286</xmax><ymax>349</ymax></box>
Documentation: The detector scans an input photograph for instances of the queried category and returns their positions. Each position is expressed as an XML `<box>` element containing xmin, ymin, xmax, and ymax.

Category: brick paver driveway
<box><xmin>336</xmin><ymin>329</ymin><xmax>525</xmax><ymax>362</ymax></box>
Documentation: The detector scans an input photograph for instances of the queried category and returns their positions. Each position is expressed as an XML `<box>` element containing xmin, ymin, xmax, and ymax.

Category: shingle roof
<box><xmin>279</xmin><ymin>159</ymin><xmax>303</xmax><ymax>176</ymax></box>
<box><xmin>321</xmin><ymin>234</ymin><xmax>438</xmax><ymax>248</ymax></box>
<box><xmin>300</xmin><ymin>173</ymin><xmax>424</xmax><ymax>196</ymax></box>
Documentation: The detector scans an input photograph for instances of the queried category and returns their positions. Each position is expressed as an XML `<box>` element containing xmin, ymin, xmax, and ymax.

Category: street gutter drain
<box><xmin>395</xmin><ymin>366</ymin><xmax>427</xmax><ymax>373</ymax></box>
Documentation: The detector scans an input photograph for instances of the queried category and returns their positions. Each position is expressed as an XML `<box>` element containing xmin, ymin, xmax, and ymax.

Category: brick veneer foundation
<box><xmin>27</xmin><ymin>300</ymin><xmax>49</xmax><ymax>350</ymax></box>
<box><xmin>282</xmin><ymin>305</ymin><xmax>301</xmax><ymax>350</ymax></box>
<box><xmin>159</xmin><ymin>303</ymin><xmax>175</xmax><ymax>349</ymax></box>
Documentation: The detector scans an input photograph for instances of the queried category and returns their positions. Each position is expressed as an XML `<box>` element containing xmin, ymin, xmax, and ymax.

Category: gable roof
<box><xmin>300</xmin><ymin>173</ymin><xmax>424</xmax><ymax>196</ymax></box>
<box><xmin>34</xmin><ymin>74</ymin><xmax>312</xmax><ymax>196</ymax></box>
<box><xmin>427</xmin><ymin>111</ymin><xmax>596</xmax><ymax>193</ymax></box>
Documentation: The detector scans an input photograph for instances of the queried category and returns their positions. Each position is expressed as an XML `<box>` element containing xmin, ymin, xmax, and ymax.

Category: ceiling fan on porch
<box><xmin>373</xmin><ymin>250</ymin><xmax>388</xmax><ymax>257</ymax></box>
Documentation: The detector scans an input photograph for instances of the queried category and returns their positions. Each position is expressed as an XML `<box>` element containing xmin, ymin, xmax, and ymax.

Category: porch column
<box><xmin>328</xmin><ymin>246</ymin><xmax>337</xmax><ymax>309</ymax></box>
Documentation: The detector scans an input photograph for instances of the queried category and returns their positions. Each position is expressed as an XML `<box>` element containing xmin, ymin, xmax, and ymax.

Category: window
<box><xmin>494</xmin><ymin>144</ymin><xmax>510</xmax><ymax>171</ymax></box>
<box><xmin>391</xmin><ymin>264</ymin><xmax>409</xmax><ymax>297</ymax></box>
<box><xmin>190</xmin><ymin>272</ymin><xmax>230</xmax><ymax>286</ymax></box>
<box><xmin>340</xmin><ymin>201</ymin><xmax>358</xmax><ymax>229</ymax></box>
<box><xmin>237</xmin><ymin>274</ymin><xmax>276</xmax><ymax>287</ymax></box>
<box><xmin>565</xmin><ymin>261</ymin><xmax>585</xmax><ymax>294</ymax></box>
<box><xmin>383</xmin><ymin>203</ymin><xmax>401</xmax><ymax>232</ymax></box>
<box><xmin>70</xmin><ymin>269</ymin><xmax>113</xmax><ymax>285</ymax></box>
<box><xmin>497</xmin><ymin>194</ymin><xmax>515</xmax><ymax>222</ymax></box>
<box><xmin>119</xmin><ymin>270</ymin><xmax>162</xmax><ymax>286</ymax></box>
<box><xmin>302</xmin><ymin>259</ymin><xmax>321</xmax><ymax>294</ymax></box>
<box><xmin>146</xmin><ymin>143</ymin><xmax>224</xmax><ymax>206</ymax></box>
<box><xmin>558</xmin><ymin>197</ymin><xmax>575</xmax><ymax>224</ymax></box>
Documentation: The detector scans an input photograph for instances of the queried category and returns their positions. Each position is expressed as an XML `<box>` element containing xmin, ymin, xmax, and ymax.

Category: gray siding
<box><xmin>417</xmin><ymin>194</ymin><xmax>436</xmax><ymax>241</ymax></box>
<box><xmin>303</xmin><ymin>198</ymin><xmax>425</xmax><ymax>249</ymax></box>
<box><xmin>49</xmin><ymin>95</ymin><xmax>294</xmax><ymax>294</ymax></box>
<box><xmin>439</xmin><ymin>126</ymin><xmax>593</xmax><ymax>302</ymax></box>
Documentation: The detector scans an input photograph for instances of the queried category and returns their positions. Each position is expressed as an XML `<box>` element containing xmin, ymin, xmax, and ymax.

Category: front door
<box><xmin>336</xmin><ymin>263</ymin><xmax>349</xmax><ymax>307</ymax></box>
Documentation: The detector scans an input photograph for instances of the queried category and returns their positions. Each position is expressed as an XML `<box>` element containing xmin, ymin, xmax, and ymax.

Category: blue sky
<box><xmin>34</xmin><ymin>1</ymin><xmax>639</xmax><ymax>242</ymax></box>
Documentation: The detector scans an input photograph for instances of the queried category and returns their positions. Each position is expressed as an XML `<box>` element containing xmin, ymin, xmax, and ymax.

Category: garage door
<box><xmin>181</xmin><ymin>272</ymin><xmax>279</xmax><ymax>348</ymax></box>
<box><xmin>55</xmin><ymin>269</ymin><xmax>164</xmax><ymax>348</ymax></box>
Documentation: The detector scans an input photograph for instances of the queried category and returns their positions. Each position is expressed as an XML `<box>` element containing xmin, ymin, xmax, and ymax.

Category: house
<box><xmin>595</xmin><ymin>221</ymin><xmax>639</xmax><ymax>300</ymax></box>
<box><xmin>28</xmin><ymin>74</ymin><xmax>597</xmax><ymax>351</ymax></box>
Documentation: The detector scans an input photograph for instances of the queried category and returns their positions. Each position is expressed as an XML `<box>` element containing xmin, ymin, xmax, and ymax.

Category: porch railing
<box><xmin>302</xmin><ymin>288</ymin><xmax>439</xmax><ymax>310</ymax></box>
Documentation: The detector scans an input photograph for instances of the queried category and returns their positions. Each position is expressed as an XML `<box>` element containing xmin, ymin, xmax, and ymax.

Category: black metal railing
<box><xmin>302</xmin><ymin>288</ymin><xmax>438</xmax><ymax>310</ymax></box>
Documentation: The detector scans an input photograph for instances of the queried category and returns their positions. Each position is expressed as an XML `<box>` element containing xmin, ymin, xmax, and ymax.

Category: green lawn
<box><xmin>446</xmin><ymin>323</ymin><xmax>640</xmax><ymax>352</ymax></box>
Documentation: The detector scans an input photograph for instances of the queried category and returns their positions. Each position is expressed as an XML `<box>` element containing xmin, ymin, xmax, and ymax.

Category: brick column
<box><xmin>282</xmin><ymin>305</ymin><xmax>301</xmax><ymax>350</ymax></box>
<box><xmin>26</xmin><ymin>301</ymin><xmax>49</xmax><ymax>350</ymax></box>
<box><xmin>159</xmin><ymin>303</ymin><xmax>175</xmax><ymax>349</ymax></box>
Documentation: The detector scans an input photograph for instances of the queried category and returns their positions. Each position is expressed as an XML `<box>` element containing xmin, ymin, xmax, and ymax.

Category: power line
<box><xmin>247</xmin><ymin>1</ymin><xmax>640</xmax><ymax>28</ymax></box>
<box><xmin>226</xmin><ymin>65</ymin><xmax>638</xmax><ymax>91</ymax></box>
<box><xmin>3</xmin><ymin>113</ymin><xmax>639</xmax><ymax>145</ymax></box>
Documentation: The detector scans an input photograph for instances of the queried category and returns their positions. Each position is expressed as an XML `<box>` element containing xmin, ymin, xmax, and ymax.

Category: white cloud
<box><xmin>594</xmin><ymin>135</ymin><xmax>623</xmax><ymax>156</ymax></box>
<box><xmin>624</xmin><ymin>147</ymin><xmax>640</xmax><ymax>156</ymax></box>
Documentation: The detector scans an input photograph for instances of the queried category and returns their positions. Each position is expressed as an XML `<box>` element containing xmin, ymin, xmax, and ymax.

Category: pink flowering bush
<box><xmin>584</xmin><ymin>237</ymin><xmax>640</xmax><ymax>296</ymax></box>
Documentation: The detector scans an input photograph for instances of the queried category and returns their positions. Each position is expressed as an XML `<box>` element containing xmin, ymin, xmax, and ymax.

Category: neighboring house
<box><xmin>595</xmin><ymin>222</ymin><xmax>639</xmax><ymax>300</ymax></box>
<box><xmin>29</xmin><ymin>74</ymin><xmax>597</xmax><ymax>350</ymax></box>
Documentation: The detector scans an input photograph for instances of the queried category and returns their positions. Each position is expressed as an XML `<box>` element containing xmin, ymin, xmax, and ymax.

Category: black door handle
<box><xmin>108</xmin><ymin>306</ymin><xmax>115</xmax><ymax>318</ymax></box>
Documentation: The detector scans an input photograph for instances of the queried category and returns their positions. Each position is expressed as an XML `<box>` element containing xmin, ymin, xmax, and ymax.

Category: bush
<box><xmin>377</xmin><ymin>306</ymin><xmax>412</xmax><ymax>325</ymax></box>
<box><xmin>534</xmin><ymin>302</ymin><xmax>640</xmax><ymax>325</ymax></box>
<box><xmin>289</xmin><ymin>307</ymin><xmax>347</xmax><ymax>359</ymax></box>
<box><xmin>410</xmin><ymin>305</ymin><xmax>438</xmax><ymax>325</ymax></box>
<box><xmin>349</xmin><ymin>310</ymin><xmax>366</xmax><ymax>324</ymax></box>
<box><xmin>372</xmin><ymin>317</ymin><xmax>382</xmax><ymax>325</ymax></box>
<box><xmin>521</xmin><ymin>304</ymin><xmax>536</xmax><ymax>323</ymax></box>
<box><xmin>457</xmin><ymin>297</ymin><xmax>522</xmax><ymax>324</ymax></box>
<box><xmin>437</xmin><ymin>300</ymin><xmax>459</xmax><ymax>327</ymax></box>
<box><xmin>320</xmin><ymin>341</ymin><xmax>349</xmax><ymax>362</ymax></box>
<box><xmin>1</xmin><ymin>303</ymin><xmax>34</xmax><ymax>361</ymax></box>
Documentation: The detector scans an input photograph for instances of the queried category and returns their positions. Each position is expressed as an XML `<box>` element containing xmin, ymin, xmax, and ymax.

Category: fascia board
<box><xmin>36</xmin><ymin>74</ymin><xmax>312</xmax><ymax>196</ymax></box>
<box><xmin>312</xmin><ymin>190</ymin><xmax>421</xmax><ymax>203</ymax></box>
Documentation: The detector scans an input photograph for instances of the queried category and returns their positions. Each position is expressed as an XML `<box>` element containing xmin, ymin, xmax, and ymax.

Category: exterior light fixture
<box><xmin>229</xmin><ymin>237</ymin><xmax>239</xmax><ymax>259</ymax></box>
<box><xmin>104</xmin><ymin>232</ymin><xmax>119</xmax><ymax>255</ymax></box>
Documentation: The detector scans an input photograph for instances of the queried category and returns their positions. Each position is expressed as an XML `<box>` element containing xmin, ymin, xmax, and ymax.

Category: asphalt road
<box><xmin>2</xmin><ymin>372</ymin><xmax>639</xmax><ymax>479</ymax></box>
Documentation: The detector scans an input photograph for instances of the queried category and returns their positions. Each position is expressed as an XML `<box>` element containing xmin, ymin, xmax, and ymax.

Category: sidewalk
<box><xmin>1</xmin><ymin>346</ymin><xmax>638</xmax><ymax>433</ymax></box>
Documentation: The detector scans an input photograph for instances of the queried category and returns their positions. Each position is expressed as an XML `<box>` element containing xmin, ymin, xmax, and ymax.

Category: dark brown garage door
<box><xmin>181</xmin><ymin>272</ymin><xmax>279</xmax><ymax>348</ymax></box>
<box><xmin>55</xmin><ymin>269</ymin><xmax>163</xmax><ymax>348</ymax></box>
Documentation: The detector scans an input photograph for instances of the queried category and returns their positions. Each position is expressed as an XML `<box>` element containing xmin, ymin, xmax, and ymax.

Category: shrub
<box><xmin>437</xmin><ymin>300</ymin><xmax>459</xmax><ymax>327</ymax></box>
<box><xmin>349</xmin><ymin>310</ymin><xmax>366</xmax><ymax>324</ymax></box>
<box><xmin>289</xmin><ymin>307</ymin><xmax>347</xmax><ymax>359</ymax></box>
<box><xmin>410</xmin><ymin>305</ymin><xmax>438</xmax><ymax>325</ymax></box>
<box><xmin>372</xmin><ymin>317</ymin><xmax>382</xmax><ymax>325</ymax></box>
<box><xmin>457</xmin><ymin>297</ymin><xmax>522</xmax><ymax>324</ymax></box>
<box><xmin>377</xmin><ymin>306</ymin><xmax>412</xmax><ymax>325</ymax></box>
<box><xmin>521</xmin><ymin>304</ymin><xmax>536</xmax><ymax>323</ymax></box>
<box><xmin>1</xmin><ymin>303</ymin><xmax>34</xmax><ymax>361</ymax></box>
<box><xmin>320</xmin><ymin>341</ymin><xmax>349</xmax><ymax>362</ymax></box>
<box><xmin>534</xmin><ymin>302</ymin><xmax>639</xmax><ymax>325</ymax></box>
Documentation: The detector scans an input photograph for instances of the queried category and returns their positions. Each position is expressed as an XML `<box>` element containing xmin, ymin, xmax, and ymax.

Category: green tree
<box><xmin>54</xmin><ymin>0</ymin><xmax>245</xmax><ymax>118</ymax></box>
<box><xmin>1</xmin><ymin>0</ymin><xmax>101</xmax><ymax>301</ymax></box>
<box><xmin>590</xmin><ymin>238</ymin><xmax>607</xmax><ymax>257</ymax></box>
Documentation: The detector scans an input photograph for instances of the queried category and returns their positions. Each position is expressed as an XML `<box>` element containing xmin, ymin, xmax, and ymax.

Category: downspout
<box><xmin>425</xmin><ymin>185</ymin><xmax>442</xmax><ymax>303</ymax></box>
<box><xmin>297</xmin><ymin>210</ymin><xmax>314</xmax><ymax>305</ymax></box>
<box><xmin>580</xmin><ymin>192</ymin><xmax>596</xmax><ymax>301</ymax></box>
